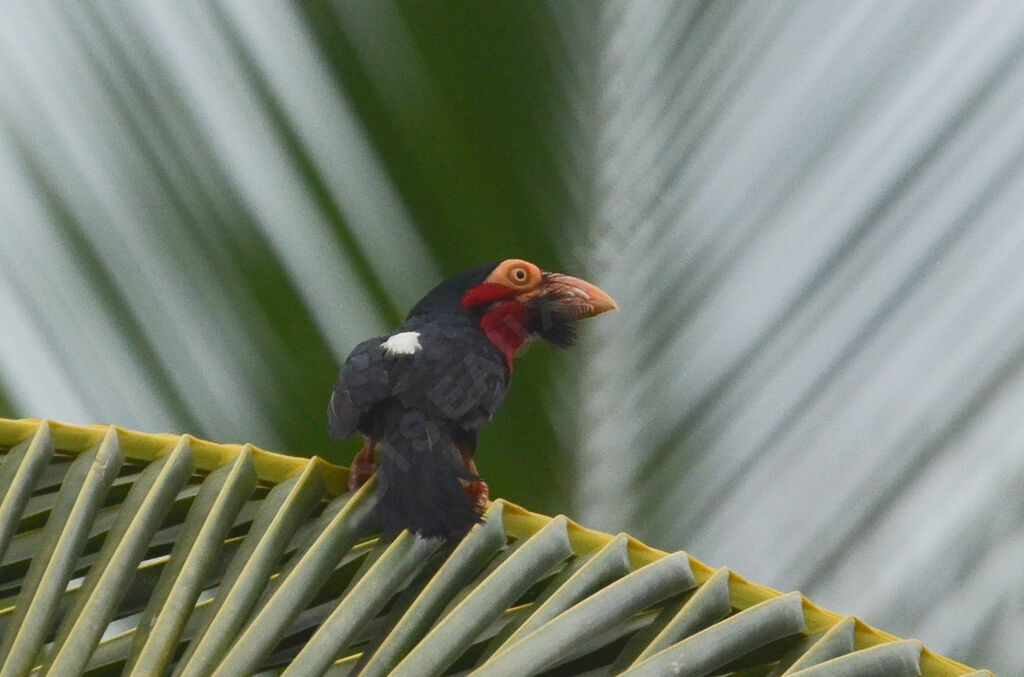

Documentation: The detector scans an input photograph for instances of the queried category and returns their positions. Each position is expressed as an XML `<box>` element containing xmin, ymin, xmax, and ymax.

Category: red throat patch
<box><xmin>479</xmin><ymin>301</ymin><xmax>530</xmax><ymax>370</ymax></box>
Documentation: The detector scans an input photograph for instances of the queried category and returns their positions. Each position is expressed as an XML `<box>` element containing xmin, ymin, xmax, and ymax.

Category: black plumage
<box><xmin>328</xmin><ymin>260</ymin><xmax>616</xmax><ymax>540</ymax></box>
<box><xmin>329</xmin><ymin>265</ymin><xmax>507</xmax><ymax>539</ymax></box>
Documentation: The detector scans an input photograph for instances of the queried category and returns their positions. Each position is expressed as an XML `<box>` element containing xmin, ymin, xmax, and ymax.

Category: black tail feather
<box><xmin>376</xmin><ymin>410</ymin><xmax>482</xmax><ymax>541</ymax></box>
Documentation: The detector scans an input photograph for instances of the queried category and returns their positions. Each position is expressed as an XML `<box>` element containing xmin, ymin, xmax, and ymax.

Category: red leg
<box><xmin>458</xmin><ymin>443</ymin><xmax>489</xmax><ymax>509</ymax></box>
<box><xmin>347</xmin><ymin>436</ymin><xmax>379</xmax><ymax>492</ymax></box>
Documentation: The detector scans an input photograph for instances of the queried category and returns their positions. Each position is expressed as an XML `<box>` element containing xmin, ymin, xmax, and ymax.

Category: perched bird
<box><xmin>328</xmin><ymin>259</ymin><xmax>617</xmax><ymax>540</ymax></box>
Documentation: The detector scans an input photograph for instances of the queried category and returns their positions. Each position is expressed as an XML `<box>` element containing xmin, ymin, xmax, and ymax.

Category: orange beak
<box><xmin>527</xmin><ymin>273</ymin><xmax>619</xmax><ymax>318</ymax></box>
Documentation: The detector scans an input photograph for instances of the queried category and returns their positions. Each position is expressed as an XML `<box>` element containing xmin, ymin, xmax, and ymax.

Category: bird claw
<box><xmin>347</xmin><ymin>438</ymin><xmax>380</xmax><ymax>493</ymax></box>
<box><xmin>464</xmin><ymin>479</ymin><xmax>489</xmax><ymax>509</ymax></box>
<box><xmin>347</xmin><ymin>458</ymin><xmax>378</xmax><ymax>492</ymax></box>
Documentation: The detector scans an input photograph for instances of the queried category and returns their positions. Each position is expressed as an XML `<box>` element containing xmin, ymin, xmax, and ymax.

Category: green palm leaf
<box><xmin>0</xmin><ymin>418</ymin><xmax>990</xmax><ymax>676</ymax></box>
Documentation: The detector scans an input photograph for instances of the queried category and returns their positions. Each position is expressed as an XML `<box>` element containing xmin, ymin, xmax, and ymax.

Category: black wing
<box><xmin>327</xmin><ymin>336</ymin><xmax>398</xmax><ymax>439</ymax></box>
<box><xmin>328</xmin><ymin>321</ymin><xmax>511</xmax><ymax>439</ymax></box>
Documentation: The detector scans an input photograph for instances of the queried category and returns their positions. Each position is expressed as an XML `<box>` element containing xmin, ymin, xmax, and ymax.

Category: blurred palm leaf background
<box><xmin>0</xmin><ymin>1</ymin><xmax>1020</xmax><ymax>674</ymax></box>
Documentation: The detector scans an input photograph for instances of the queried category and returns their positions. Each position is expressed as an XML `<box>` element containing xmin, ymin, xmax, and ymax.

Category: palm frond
<box><xmin>0</xmin><ymin>418</ymin><xmax>991</xmax><ymax>676</ymax></box>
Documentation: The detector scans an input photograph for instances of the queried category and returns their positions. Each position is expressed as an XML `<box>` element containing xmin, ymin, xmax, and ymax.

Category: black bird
<box><xmin>328</xmin><ymin>259</ymin><xmax>617</xmax><ymax>540</ymax></box>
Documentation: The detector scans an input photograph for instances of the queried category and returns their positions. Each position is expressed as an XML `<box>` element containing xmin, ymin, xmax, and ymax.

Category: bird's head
<box><xmin>409</xmin><ymin>259</ymin><xmax>617</xmax><ymax>369</ymax></box>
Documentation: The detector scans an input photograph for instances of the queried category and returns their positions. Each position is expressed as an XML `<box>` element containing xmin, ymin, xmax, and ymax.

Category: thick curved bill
<box><xmin>537</xmin><ymin>273</ymin><xmax>619</xmax><ymax>317</ymax></box>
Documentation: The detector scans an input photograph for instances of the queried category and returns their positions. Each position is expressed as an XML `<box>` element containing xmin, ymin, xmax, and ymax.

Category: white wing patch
<box><xmin>381</xmin><ymin>331</ymin><xmax>422</xmax><ymax>357</ymax></box>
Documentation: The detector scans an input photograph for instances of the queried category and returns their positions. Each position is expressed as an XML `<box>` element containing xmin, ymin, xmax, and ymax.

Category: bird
<box><xmin>327</xmin><ymin>259</ymin><xmax>617</xmax><ymax>540</ymax></box>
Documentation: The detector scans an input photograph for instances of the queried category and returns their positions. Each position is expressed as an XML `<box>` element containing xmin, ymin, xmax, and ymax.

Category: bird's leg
<box><xmin>347</xmin><ymin>435</ymin><xmax>379</xmax><ymax>492</ymax></box>
<box><xmin>457</xmin><ymin>443</ymin><xmax>489</xmax><ymax>509</ymax></box>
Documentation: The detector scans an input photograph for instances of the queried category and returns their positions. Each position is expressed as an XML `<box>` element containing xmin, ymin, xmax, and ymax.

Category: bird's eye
<box><xmin>510</xmin><ymin>267</ymin><xmax>530</xmax><ymax>284</ymax></box>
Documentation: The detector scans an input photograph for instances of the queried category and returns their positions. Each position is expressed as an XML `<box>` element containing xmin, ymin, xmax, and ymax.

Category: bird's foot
<box><xmin>463</xmin><ymin>479</ymin><xmax>490</xmax><ymax>510</ymax></box>
<box><xmin>347</xmin><ymin>440</ymin><xmax>379</xmax><ymax>492</ymax></box>
<box><xmin>347</xmin><ymin>458</ymin><xmax>377</xmax><ymax>492</ymax></box>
